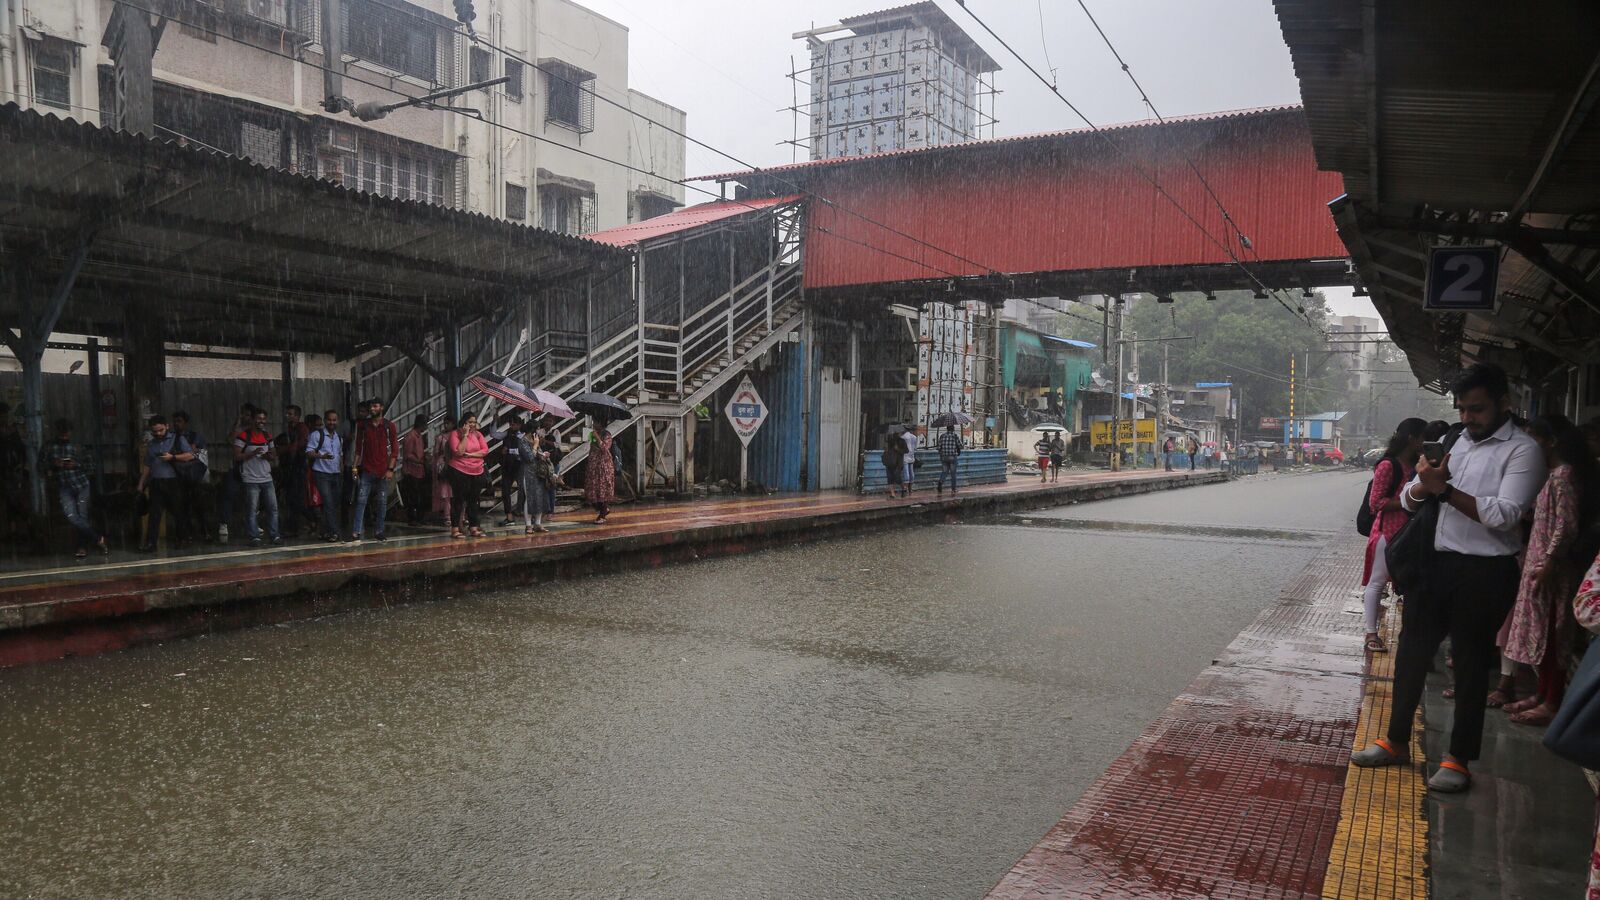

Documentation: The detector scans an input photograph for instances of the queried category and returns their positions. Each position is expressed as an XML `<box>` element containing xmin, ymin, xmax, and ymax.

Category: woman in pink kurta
<box><xmin>1360</xmin><ymin>418</ymin><xmax>1425</xmax><ymax>653</ymax></box>
<box><xmin>1502</xmin><ymin>414</ymin><xmax>1594</xmax><ymax>725</ymax></box>
<box><xmin>1569</xmin><ymin>550</ymin><xmax>1600</xmax><ymax>900</ymax></box>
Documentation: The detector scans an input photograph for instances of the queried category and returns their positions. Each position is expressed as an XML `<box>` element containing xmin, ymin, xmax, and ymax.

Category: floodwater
<box><xmin>0</xmin><ymin>473</ymin><xmax>1346</xmax><ymax>899</ymax></box>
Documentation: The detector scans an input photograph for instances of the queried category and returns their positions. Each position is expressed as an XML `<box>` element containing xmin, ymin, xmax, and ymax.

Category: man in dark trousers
<box><xmin>1352</xmin><ymin>363</ymin><xmax>1545</xmax><ymax>792</ymax></box>
<box><xmin>351</xmin><ymin>398</ymin><xmax>399</xmax><ymax>542</ymax></box>
<box><xmin>935</xmin><ymin>423</ymin><xmax>963</xmax><ymax>494</ymax></box>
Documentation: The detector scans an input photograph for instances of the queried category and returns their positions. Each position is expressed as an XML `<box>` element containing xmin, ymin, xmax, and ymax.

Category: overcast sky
<box><xmin>578</xmin><ymin>0</ymin><xmax>1374</xmax><ymax>318</ymax></box>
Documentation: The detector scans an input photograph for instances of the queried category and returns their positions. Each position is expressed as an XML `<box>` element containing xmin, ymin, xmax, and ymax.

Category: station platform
<box><xmin>0</xmin><ymin>468</ymin><xmax>1221</xmax><ymax>668</ymax></box>
<box><xmin>985</xmin><ymin>531</ymin><xmax>1594</xmax><ymax>899</ymax></box>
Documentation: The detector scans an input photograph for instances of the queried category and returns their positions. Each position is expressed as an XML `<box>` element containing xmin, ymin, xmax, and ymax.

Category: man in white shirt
<box><xmin>900</xmin><ymin>428</ymin><xmax>919</xmax><ymax>492</ymax></box>
<box><xmin>1353</xmin><ymin>363</ymin><xmax>1546</xmax><ymax>792</ymax></box>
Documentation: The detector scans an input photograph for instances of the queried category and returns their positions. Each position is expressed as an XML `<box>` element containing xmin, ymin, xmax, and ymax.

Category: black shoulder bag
<box><xmin>1384</xmin><ymin>424</ymin><xmax>1466</xmax><ymax>596</ymax></box>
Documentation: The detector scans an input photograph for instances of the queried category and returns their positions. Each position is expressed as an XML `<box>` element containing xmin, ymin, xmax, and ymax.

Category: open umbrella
<box><xmin>569</xmin><ymin>391</ymin><xmax>631</xmax><ymax>421</ymax></box>
<box><xmin>879</xmin><ymin>422</ymin><xmax>910</xmax><ymax>434</ymax></box>
<box><xmin>930</xmin><ymin>411</ymin><xmax>973</xmax><ymax>428</ymax></box>
<box><xmin>1033</xmin><ymin>423</ymin><xmax>1068</xmax><ymax>433</ymax></box>
<box><xmin>530</xmin><ymin>388</ymin><xmax>574</xmax><ymax>419</ymax></box>
<box><xmin>468</xmin><ymin>373</ymin><xmax>542</xmax><ymax>414</ymax></box>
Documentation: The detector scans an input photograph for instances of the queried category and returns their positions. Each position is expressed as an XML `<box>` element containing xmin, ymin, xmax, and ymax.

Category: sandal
<box><xmin>451</xmin><ymin>529</ymin><xmax>464</xmax><ymax>539</ymax></box>
<box><xmin>1487</xmin><ymin>677</ymin><xmax>1520</xmax><ymax>709</ymax></box>
<box><xmin>595</xmin><ymin>516</ymin><xmax>608</xmax><ymax>525</ymax></box>
<box><xmin>525</xmin><ymin>526</ymin><xmax>535</xmax><ymax>535</ymax></box>
<box><xmin>75</xmin><ymin>548</ymin><xmax>88</xmax><ymax>559</ymax></box>
<box><xmin>469</xmin><ymin>527</ymin><xmax>486</xmax><ymax>538</ymax></box>
<box><xmin>1364</xmin><ymin>633</ymin><xmax>1387</xmax><ymax>653</ymax></box>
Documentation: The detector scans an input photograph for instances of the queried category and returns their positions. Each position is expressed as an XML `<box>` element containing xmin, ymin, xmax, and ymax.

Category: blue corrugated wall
<box><xmin>747</xmin><ymin>339</ymin><xmax>808</xmax><ymax>492</ymax></box>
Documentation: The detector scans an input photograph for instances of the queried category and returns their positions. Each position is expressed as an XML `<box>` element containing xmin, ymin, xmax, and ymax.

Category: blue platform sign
<box><xmin>725</xmin><ymin>375</ymin><xmax>767</xmax><ymax>447</ymax></box>
<box><xmin>1424</xmin><ymin>245</ymin><xmax>1499</xmax><ymax>311</ymax></box>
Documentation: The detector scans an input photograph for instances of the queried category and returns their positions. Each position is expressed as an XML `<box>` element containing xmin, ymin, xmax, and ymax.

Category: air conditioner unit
<box><xmin>317</xmin><ymin>124</ymin><xmax>357</xmax><ymax>154</ymax></box>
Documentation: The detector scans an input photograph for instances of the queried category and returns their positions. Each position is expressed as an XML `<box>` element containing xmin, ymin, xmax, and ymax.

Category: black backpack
<box><xmin>1356</xmin><ymin>456</ymin><xmax>1403</xmax><ymax>537</ymax></box>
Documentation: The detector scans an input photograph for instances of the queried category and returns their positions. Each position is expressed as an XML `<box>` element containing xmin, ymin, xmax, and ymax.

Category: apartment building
<box><xmin>0</xmin><ymin>0</ymin><xmax>685</xmax><ymax>233</ymax></box>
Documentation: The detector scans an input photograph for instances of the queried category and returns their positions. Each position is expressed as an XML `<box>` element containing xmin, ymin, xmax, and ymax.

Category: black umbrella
<box><xmin>930</xmin><ymin>411</ymin><xmax>973</xmax><ymax>428</ymax></box>
<box><xmin>879</xmin><ymin>422</ymin><xmax>910</xmax><ymax>434</ymax></box>
<box><xmin>569</xmin><ymin>391</ymin><xmax>631</xmax><ymax>421</ymax></box>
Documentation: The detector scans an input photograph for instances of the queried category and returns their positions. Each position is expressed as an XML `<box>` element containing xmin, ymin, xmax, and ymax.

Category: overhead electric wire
<box><xmin>103</xmin><ymin>0</ymin><xmax>974</xmax><ymax>282</ymax></box>
<box><xmin>332</xmin><ymin>0</ymin><xmax>1009</xmax><ymax>280</ymax></box>
<box><xmin>951</xmin><ymin>0</ymin><xmax>1321</xmax><ymax>331</ymax></box>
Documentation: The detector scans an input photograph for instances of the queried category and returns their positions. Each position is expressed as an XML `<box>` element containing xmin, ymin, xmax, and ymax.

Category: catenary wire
<box><xmin>952</xmin><ymin>0</ymin><xmax>1320</xmax><ymax>330</ymax></box>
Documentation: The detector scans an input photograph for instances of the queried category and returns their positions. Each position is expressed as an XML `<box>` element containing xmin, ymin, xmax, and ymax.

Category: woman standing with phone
<box><xmin>1361</xmin><ymin>418</ymin><xmax>1427</xmax><ymax>653</ymax></box>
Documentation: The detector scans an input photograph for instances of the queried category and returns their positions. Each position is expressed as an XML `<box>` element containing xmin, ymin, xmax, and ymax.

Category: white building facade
<box><xmin>0</xmin><ymin>0</ymin><xmax>684</xmax><ymax>234</ymax></box>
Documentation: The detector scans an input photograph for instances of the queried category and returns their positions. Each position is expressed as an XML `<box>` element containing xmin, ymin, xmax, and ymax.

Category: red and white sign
<box><xmin>724</xmin><ymin>375</ymin><xmax>768</xmax><ymax>447</ymax></box>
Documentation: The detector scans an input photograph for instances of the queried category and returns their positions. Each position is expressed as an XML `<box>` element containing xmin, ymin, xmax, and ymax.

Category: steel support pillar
<box><xmin>3</xmin><ymin>245</ymin><xmax>88</xmax><ymax>513</ymax></box>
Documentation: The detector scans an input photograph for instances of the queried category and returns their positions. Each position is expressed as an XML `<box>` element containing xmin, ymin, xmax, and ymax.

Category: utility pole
<box><xmin>1160</xmin><ymin>341</ymin><xmax>1170</xmax><ymax>442</ymax></box>
<box><xmin>1289</xmin><ymin>353</ymin><xmax>1297</xmax><ymax>462</ymax></box>
<box><xmin>1111</xmin><ymin>300</ymin><xmax>1123</xmax><ymax>470</ymax></box>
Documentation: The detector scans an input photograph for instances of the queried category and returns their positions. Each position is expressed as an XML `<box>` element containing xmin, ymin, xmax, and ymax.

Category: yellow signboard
<box><xmin>1089</xmin><ymin>419</ymin><xmax>1158</xmax><ymax>446</ymax></box>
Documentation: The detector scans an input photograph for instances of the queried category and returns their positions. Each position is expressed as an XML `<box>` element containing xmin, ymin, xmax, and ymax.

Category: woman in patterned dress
<box><xmin>1570</xmin><ymin>551</ymin><xmax>1600</xmax><ymax>900</ymax></box>
<box><xmin>584</xmin><ymin>424</ymin><xmax>617</xmax><ymax>525</ymax></box>
<box><xmin>1503</xmin><ymin>414</ymin><xmax>1597</xmax><ymax>725</ymax></box>
<box><xmin>1360</xmin><ymin>418</ymin><xmax>1426</xmax><ymax>654</ymax></box>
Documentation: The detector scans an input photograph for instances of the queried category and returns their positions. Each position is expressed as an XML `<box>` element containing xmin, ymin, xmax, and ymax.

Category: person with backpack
<box><xmin>1358</xmin><ymin>417</ymin><xmax>1426</xmax><ymax>653</ymax></box>
<box><xmin>350</xmin><ymin>398</ymin><xmax>399</xmax><ymax>542</ymax></box>
<box><xmin>306</xmin><ymin>409</ymin><xmax>345</xmax><ymax>542</ymax></box>
<box><xmin>1499</xmin><ymin>414</ymin><xmax>1599</xmax><ymax>726</ymax></box>
<box><xmin>137</xmin><ymin>415</ymin><xmax>194</xmax><ymax>553</ymax></box>
<box><xmin>1353</xmin><ymin>363</ymin><xmax>1547</xmax><ymax>793</ymax></box>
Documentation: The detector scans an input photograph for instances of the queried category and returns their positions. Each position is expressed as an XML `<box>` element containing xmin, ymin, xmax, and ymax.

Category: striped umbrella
<box><xmin>468</xmin><ymin>373</ymin><xmax>542</xmax><ymax>414</ymax></box>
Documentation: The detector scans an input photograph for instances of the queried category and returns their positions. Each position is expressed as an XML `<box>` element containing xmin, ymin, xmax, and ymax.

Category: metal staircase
<box><xmin>358</xmin><ymin>199</ymin><xmax>806</xmax><ymax>498</ymax></box>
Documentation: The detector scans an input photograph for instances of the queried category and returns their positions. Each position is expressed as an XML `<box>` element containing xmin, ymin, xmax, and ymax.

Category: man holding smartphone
<box><xmin>1352</xmin><ymin>363</ymin><xmax>1545</xmax><ymax>792</ymax></box>
<box><xmin>234</xmin><ymin>408</ymin><xmax>282</xmax><ymax>546</ymax></box>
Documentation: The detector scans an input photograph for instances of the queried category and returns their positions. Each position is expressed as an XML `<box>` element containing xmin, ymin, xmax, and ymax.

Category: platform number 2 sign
<box><xmin>1424</xmin><ymin>245</ymin><xmax>1499</xmax><ymax>311</ymax></box>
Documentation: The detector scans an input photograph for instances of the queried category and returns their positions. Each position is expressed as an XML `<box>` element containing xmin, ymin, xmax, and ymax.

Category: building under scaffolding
<box><xmin>789</xmin><ymin>2</ymin><xmax>999</xmax><ymax>161</ymax></box>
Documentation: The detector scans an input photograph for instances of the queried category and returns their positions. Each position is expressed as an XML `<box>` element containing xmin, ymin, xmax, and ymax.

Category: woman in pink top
<box><xmin>447</xmin><ymin>414</ymin><xmax>490</xmax><ymax>538</ymax></box>
<box><xmin>1361</xmin><ymin>417</ymin><xmax>1425</xmax><ymax>654</ymax></box>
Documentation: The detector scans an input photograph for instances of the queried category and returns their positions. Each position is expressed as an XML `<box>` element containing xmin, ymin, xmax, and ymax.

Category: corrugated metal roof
<box><xmin>583</xmin><ymin>195</ymin><xmax>801</xmax><ymax>247</ymax></box>
<box><xmin>696</xmin><ymin>106</ymin><xmax>1306</xmax><ymax>183</ymax></box>
<box><xmin>1040</xmin><ymin>335</ymin><xmax>1097</xmax><ymax>350</ymax></box>
<box><xmin>0</xmin><ymin>104</ymin><xmax>626</xmax><ymax>355</ymax></box>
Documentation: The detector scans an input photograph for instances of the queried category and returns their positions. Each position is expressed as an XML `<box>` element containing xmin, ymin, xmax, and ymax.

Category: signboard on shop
<box><xmin>1259</xmin><ymin>417</ymin><xmax>1283</xmax><ymax>429</ymax></box>
<box><xmin>1089</xmin><ymin>419</ymin><xmax>1157</xmax><ymax>446</ymax></box>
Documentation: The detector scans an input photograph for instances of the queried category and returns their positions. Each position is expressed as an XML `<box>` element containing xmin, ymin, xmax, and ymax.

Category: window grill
<box><xmin>469</xmin><ymin>46</ymin><xmax>491</xmax><ymax>85</ymax></box>
<box><xmin>344</xmin><ymin>0</ymin><xmax>437</xmax><ymax>83</ymax></box>
<box><xmin>505</xmin><ymin>183</ymin><xmax>528</xmax><ymax>221</ymax></box>
<box><xmin>505</xmin><ymin>59</ymin><xmax>525</xmax><ymax>101</ymax></box>
<box><xmin>543</xmin><ymin>61</ymin><xmax>595</xmax><ymax>134</ymax></box>
<box><xmin>30</xmin><ymin>41</ymin><xmax>72</xmax><ymax>111</ymax></box>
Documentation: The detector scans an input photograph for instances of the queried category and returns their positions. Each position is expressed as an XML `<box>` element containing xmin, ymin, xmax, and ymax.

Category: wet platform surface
<box><xmin>986</xmin><ymin>523</ymin><xmax>1595</xmax><ymax>899</ymax></box>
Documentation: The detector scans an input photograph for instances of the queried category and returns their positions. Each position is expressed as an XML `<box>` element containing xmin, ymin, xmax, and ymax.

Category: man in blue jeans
<box><xmin>351</xmin><ymin>398</ymin><xmax>399</xmax><ymax>542</ymax></box>
<box><xmin>233</xmin><ymin>408</ymin><xmax>281</xmax><ymax>546</ymax></box>
<box><xmin>45</xmin><ymin>419</ymin><xmax>107</xmax><ymax>557</ymax></box>
<box><xmin>306</xmin><ymin>410</ymin><xmax>344</xmax><ymax>541</ymax></box>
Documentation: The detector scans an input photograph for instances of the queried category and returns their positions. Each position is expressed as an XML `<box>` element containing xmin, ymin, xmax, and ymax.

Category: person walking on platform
<box><xmin>1500</xmin><ymin>414</ymin><xmax>1596</xmax><ymax>726</ymax></box>
<box><xmin>447</xmin><ymin>414</ymin><xmax>489</xmax><ymax>538</ymax></box>
<box><xmin>935</xmin><ymin>423</ymin><xmax>963</xmax><ymax>494</ymax></box>
<box><xmin>351</xmin><ymin>398</ymin><xmax>398</xmax><ymax>543</ymax></box>
<box><xmin>1353</xmin><ymin>364</ymin><xmax>1546</xmax><ymax>793</ymax></box>
<box><xmin>1163</xmin><ymin>436</ymin><xmax>1175</xmax><ymax>472</ymax></box>
<box><xmin>234</xmin><ymin>408</ymin><xmax>281</xmax><ymax>547</ymax></box>
<box><xmin>399</xmin><ymin>415</ymin><xmax>430</xmax><ymax>525</ymax></box>
<box><xmin>45</xmin><ymin>419</ymin><xmax>106</xmax><ymax>558</ymax></box>
<box><xmin>585</xmin><ymin>424</ymin><xmax>618</xmax><ymax>524</ymax></box>
<box><xmin>137</xmin><ymin>415</ymin><xmax>193</xmax><ymax>553</ymax></box>
<box><xmin>1050</xmin><ymin>435</ymin><xmax>1066</xmax><ymax>482</ymax></box>
<box><xmin>307</xmin><ymin>410</ymin><xmax>345</xmax><ymax>542</ymax></box>
<box><xmin>1360</xmin><ymin>417</ymin><xmax>1425</xmax><ymax>654</ymax></box>
<box><xmin>1187</xmin><ymin>437</ymin><xmax>1198</xmax><ymax>471</ymax></box>
<box><xmin>1034</xmin><ymin>433</ymin><xmax>1052</xmax><ymax>483</ymax></box>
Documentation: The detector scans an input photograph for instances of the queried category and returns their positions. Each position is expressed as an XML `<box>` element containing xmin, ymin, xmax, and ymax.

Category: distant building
<box><xmin>1</xmin><ymin>0</ymin><xmax>685</xmax><ymax>233</ymax></box>
<box><xmin>1170</xmin><ymin>382</ymin><xmax>1237</xmax><ymax>447</ymax></box>
<box><xmin>795</xmin><ymin>1</ymin><xmax>998</xmax><ymax>161</ymax></box>
<box><xmin>1326</xmin><ymin>315</ymin><xmax>1385</xmax><ymax>393</ymax></box>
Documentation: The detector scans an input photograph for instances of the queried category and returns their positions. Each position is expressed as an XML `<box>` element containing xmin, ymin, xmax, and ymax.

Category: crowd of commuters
<box><xmin>16</xmin><ymin>398</ymin><xmax>624</xmax><ymax>556</ymax></box>
<box><xmin>1347</xmin><ymin>363</ymin><xmax>1600</xmax><ymax>890</ymax></box>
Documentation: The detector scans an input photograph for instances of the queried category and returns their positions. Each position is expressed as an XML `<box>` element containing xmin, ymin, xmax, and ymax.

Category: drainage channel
<box><xmin>970</xmin><ymin>514</ymin><xmax>1336</xmax><ymax>545</ymax></box>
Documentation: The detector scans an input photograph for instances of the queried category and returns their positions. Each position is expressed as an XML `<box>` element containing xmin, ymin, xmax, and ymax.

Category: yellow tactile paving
<box><xmin>1322</xmin><ymin>609</ymin><xmax>1429</xmax><ymax>900</ymax></box>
